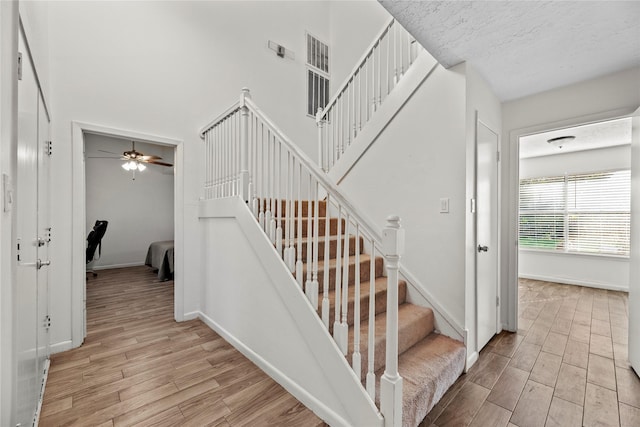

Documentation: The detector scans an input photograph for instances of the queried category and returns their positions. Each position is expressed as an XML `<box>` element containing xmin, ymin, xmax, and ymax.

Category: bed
<box><xmin>145</xmin><ymin>240</ymin><xmax>174</xmax><ymax>281</ymax></box>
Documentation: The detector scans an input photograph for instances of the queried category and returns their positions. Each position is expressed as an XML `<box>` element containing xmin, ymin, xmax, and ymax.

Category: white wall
<box><xmin>502</xmin><ymin>66</ymin><xmax>640</xmax><ymax>329</ymax></box>
<box><xmin>518</xmin><ymin>145</ymin><xmax>631</xmax><ymax>291</ymax></box>
<box><xmin>45</xmin><ymin>0</ymin><xmax>333</xmax><ymax>349</ymax></box>
<box><xmin>329</xmin><ymin>0</ymin><xmax>390</xmax><ymax>90</ymax></box>
<box><xmin>338</xmin><ymin>64</ymin><xmax>468</xmax><ymax>329</ymax></box>
<box><xmin>198</xmin><ymin>198</ymin><xmax>382</xmax><ymax>427</ymax></box>
<box><xmin>85</xmin><ymin>134</ymin><xmax>174</xmax><ymax>269</ymax></box>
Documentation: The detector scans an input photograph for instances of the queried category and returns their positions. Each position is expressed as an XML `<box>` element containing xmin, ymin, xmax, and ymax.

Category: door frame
<box><xmin>475</xmin><ymin>117</ymin><xmax>501</xmax><ymax>352</ymax></box>
<box><xmin>71</xmin><ymin>122</ymin><xmax>183</xmax><ymax>348</ymax></box>
<box><xmin>506</xmin><ymin>106</ymin><xmax>637</xmax><ymax>332</ymax></box>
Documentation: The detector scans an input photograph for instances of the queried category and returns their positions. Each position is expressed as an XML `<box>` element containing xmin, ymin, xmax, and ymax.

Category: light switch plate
<box><xmin>440</xmin><ymin>197</ymin><xmax>449</xmax><ymax>213</ymax></box>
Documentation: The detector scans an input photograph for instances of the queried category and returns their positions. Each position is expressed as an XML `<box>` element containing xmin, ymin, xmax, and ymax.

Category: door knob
<box><xmin>36</xmin><ymin>259</ymin><xmax>51</xmax><ymax>269</ymax></box>
<box><xmin>477</xmin><ymin>245</ymin><xmax>489</xmax><ymax>253</ymax></box>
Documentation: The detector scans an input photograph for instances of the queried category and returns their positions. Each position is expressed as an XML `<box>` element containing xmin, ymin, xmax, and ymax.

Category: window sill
<box><xmin>518</xmin><ymin>248</ymin><xmax>629</xmax><ymax>260</ymax></box>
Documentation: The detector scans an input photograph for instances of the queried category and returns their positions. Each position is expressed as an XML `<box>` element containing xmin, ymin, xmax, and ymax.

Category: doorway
<box><xmin>512</xmin><ymin>115</ymin><xmax>634</xmax><ymax>339</ymax></box>
<box><xmin>70</xmin><ymin>123</ymin><xmax>183</xmax><ymax>347</ymax></box>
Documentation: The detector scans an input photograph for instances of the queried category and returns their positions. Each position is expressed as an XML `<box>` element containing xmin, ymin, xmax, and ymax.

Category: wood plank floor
<box><xmin>39</xmin><ymin>266</ymin><xmax>325</xmax><ymax>426</ymax></box>
<box><xmin>420</xmin><ymin>278</ymin><xmax>640</xmax><ymax>427</ymax></box>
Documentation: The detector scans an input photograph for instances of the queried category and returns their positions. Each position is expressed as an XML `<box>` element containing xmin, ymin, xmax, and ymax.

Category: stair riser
<box><xmin>324</xmin><ymin>281</ymin><xmax>407</xmax><ymax>334</ymax></box>
<box><xmin>312</xmin><ymin>256</ymin><xmax>384</xmax><ymax>290</ymax></box>
<box><xmin>275</xmin><ymin>218</ymin><xmax>345</xmax><ymax>238</ymax></box>
<box><xmin>297</xmin><ymin>235</ymin><xmax>363</xmax><ymax>262</ymax></box>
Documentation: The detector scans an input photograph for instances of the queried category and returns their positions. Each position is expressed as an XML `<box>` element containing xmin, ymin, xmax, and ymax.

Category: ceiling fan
<box><xmin>89</xmin><ymin>141</ymin><xmax>173</xmax><ymax>178</ymax></box>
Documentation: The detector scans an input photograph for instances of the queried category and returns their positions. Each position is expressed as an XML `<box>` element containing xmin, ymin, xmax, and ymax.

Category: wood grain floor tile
<box><xmin>40</xmin><ymin>267</ymin><xmax>323</xmax><ymax>427</ymax></box>
<box><xmin>545</xmin><ymin>396</ymin><xmax>583</xmax><ymax>427</ymax></box>
<box><xmin>491</xmin><ymin>332</ymin><xmax>524</xmax><ymax>358</ymax></box>
<box><xmin>529</xmin><ymin>351</ymin><xmax>562</xmax><ymax>387</ymax></box>
<box><xmin>542</xmin><ymin>332</ymin><xmax>568</xmax><ymax>356</ymax></box>
<box><xmin>590</xmin><ymin>333</ymin><xmax>614</xmax><ymax>359</ymax></box>
<box><xmin>563</xmin><ymin>339</ymin><xmax>589</xmax><ymax>369</ymax></box>
<box><xmin>587</xmin><ymin>353</ymin><xmax>617</xmax><ymax>391</ymax></box>
<box><xmin>486</xmin><ymin>366</ymin><xmax>529</xmax><ymax>411</ymax></box>
<box><xmin>469</xmin><ymin>352</ymin><xmax>510</xmax><ymax>389</ymax></box>
<box><xmin>620</xmin><ymin>402</ymin><xmax>640</xmax><ymax>427</ymax></box>
<box><xmin>569</xmin><ymin>322</ymin><xmax>591</xmax><ymax>344</ymax></box>
<box><xmin>509</xmin><ymin>342</ymin><xmax>541</xmax><ymax>372</ymax></box>
<box><xmin>468</xmin><ymin>401</ymin><xmax>511</xmax><ymax>427</ymax></box>
<box><xmin>510</xmin><ymin>380</ymin><xmax>553</xmax><ymax>427</ymax></box>
<box><xmin>616</xmin><ymin>366</ymin><xmax>640</xmax><ymax>408</ymax></box>
<box><xmin>591</xmin><ymin>318</ymin><xmax>611</xmax><ymax>337</ymax></box>
<box><xmin>554</xmin><ymin>363</ymin><xmax>586</xmax><ymax>406</ymax></box>
<box><xmin>583</xmin><ymin>382</ymin><xmax>619</xmax><ymax>427</ymax></box>
<box><xmin>550</xmin><ymin>317</ymin><xmax>572</xmax><ymax>335</ymax></box>
<box><xmin>434</xmin><ymin>381</ymin><xmax>490</xmax><ymax>427</ymax></box>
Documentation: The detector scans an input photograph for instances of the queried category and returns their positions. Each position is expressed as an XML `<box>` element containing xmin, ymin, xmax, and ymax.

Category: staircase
<box><xmin>292</xmin><ymin>200</ymin><xmax>465</xmax><ymax>426</ymax></box>
<box><xmin>197</xmin><ymin>18</ymin><xmax>465</xmax><ymax>427</ymax></box>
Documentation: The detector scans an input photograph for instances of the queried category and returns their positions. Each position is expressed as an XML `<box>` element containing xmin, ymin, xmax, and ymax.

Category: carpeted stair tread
<box><xmin>321</xmin><ymin>278</ymin><xmax>407</xmax><ymax>331</ymax></box>
<box><xmin>257</xmin><ymin>199</ymin><xmax>327</xmax><ymax>217</ymax></box>
<box><xmin>374</xmin><ymin>333</ymin><xmax>466</xmax><ymax>427</ymax></box>
<box><xmin>303</xmin><ymin>255</ymin><xmax>384</xmax><ymax>289</ymax></box>
<box><xmin>347</xmin><ymin>303</ymin><xmax>434</xmax><ymax>380</ymax></box>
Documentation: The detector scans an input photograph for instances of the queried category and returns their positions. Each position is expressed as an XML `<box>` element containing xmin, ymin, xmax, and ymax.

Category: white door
<box><xmin>476</xmin><ymin>120</ymin><xmax>499</xmax><ymax>350</ymax></box>
<box><xmin>629</xmin><ymin>106</ymin><xmax>640</xmax><ymax>373</ymax></box>
<box><xmin>15</xmin><ymin>32</ymin><xmax>41</xmax><ymax>426</ymax></box>
<box><xmin>36</xmin><ymin>91</ymin><xmax>51</xmax><ymax>380</ymax></box>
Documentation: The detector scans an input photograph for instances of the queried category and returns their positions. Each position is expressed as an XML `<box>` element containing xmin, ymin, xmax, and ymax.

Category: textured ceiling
<box><xmin>379</xmin><ymin>1</ymin><xmax>640</xmax><ymax>101</ymax></box>
<box><xmin>519</xmin><ymin>117</ymin><xmax>631</xmax><ymax>159</ymax></box>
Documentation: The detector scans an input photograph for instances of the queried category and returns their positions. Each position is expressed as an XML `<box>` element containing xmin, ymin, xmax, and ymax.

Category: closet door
<box><xmin>15</xmin><ymin>30</ymin><xmax>41</xmax><ymax>427</ymax></box>
<box><xmin>36</xmin><ymin>90</ymin><xmax>51</xmax><ymax>384</ymax></box>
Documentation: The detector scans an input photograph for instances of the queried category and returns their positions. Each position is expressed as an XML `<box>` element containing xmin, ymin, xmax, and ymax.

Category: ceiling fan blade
<box><xmin>86</xmin><ymin>156</ymin><xmax>121</xmax><ymax>159</ymax></box>
<box><xmin>98</xmin><ymin>149</ymin><xmax>121</xmax><ymax>155</ymax></box>
<box><xmin>145</xmin><ymin>160</ymin><xmax>173</xmax><ymax>167</ymax></box>
<box><xmin>140</xmin><ymin>155</ymin><xmax>162</xmax><ymax>160</ymax></box>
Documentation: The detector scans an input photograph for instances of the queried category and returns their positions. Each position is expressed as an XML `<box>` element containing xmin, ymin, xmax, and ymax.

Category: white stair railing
<box><xmin>316</xmin><ymin>18</ymin><xmax>422</xmax><ymax>172</ymax></box>
<box><xmin>200</xmin><ymin>89</ymin><xmax>404</xmax><ymax>425</ymax></box>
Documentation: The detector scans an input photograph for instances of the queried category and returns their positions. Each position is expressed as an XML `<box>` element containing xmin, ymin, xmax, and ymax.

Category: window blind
<box><xmin>306</xmin><ymin>33</ymin><xmax>329</xmax><ymax>117</ymax></box>
<box><xmin>519</xmin><ymin>170</ymin><xmax>630</xmax><ymax>256</ymax></box>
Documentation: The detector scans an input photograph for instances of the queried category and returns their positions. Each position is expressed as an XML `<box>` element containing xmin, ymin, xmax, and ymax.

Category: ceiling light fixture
<box><xmin>547</xmin><ymin>135</ymin><xmax>575</xmax><ymax>149</ymax></box>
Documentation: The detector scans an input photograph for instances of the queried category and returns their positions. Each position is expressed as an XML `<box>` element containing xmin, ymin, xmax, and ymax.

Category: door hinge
<box><xmin>496</xmin><ymin>151</ymin><xmax>501</xmax><ymax>162</ymax></box>
<box><xmin>44</xmin><ymin>315</ymin><xmax>51</xmax><ymax>331</ymax></box>
<box><xmin>46</xmin><ymin>227</ymin><xmax>52</xmax><ymax>243</ymax></box>
<box><xmin>496</xmin><ymin>296</ymin><xmax>500</xmax><ymax>306</ymax></box>
<box><xmin>17</xmin><ymin>52</ymin><xmax>22</xmax><ymax>80</ymax></box>
<box><xmin>46</xmin><ymin>140</ymin><xmax>53</xmax><ymax>156</ymax></box>
<box><xmin>16</xmin><ymin>239</ymin><xmax>21</xmax><ymax>262</ymax></box>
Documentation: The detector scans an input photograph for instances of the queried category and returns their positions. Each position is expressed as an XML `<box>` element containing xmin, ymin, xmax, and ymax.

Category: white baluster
<box><xmin>352</xmin><ymin>223</ymin><xmax>361</xmax><ymax>381</ymax></box>
<box><xmin>333</xmin><ymin>206</ymin><xmax>343</xmax><ymax>351</ymax></box>
<box><xmin>310</xmin><ymin>180</ymin><xmax>320</xmax><ymax>310</ymax></box>
<box><xmin>251</xmin><ymin>114</ymin><xmax>258</xmax><ymax>217</ymax></box>
<box><xmin>294</xmin><ymin>162</ymin><xmax>303</xmax><ymax>277</ymax></box>
<box><xmin>269</xmin><ymin>134</ymin><xmax>277</xmax><ymax>243</ymax></box>
<box><xmin>339</xmin><ymin>213</ymin><xmax>350</xmax><ymax>354</ymax></box>
<box><xmin>275</xmin><ymin>140</ymin><xmax>283</xmax><ymax>258</ymax></box>
<box><xmin>316</xmin><ymin>108</ymin><xmax>325</xmax><ymax>172</ymax></box>
<box><xmin>305</xmin><ymin>173</ymin><xmax>313</xmax><ymax>299</ymax></box>
<box><xmin>321</xmin><ymin>194</ymin><xmax>331</xmax><ymax>329</ymax></box>
<box><xmin>366</xmin><ymin>241</ymin><xmax>376</xmax><ymax>400</ymax></box>
<box><xmin>380</xmin><ymin>215</ymin><xmax>404</xmax><ymax>427</ymax></box>
<box><xmin>258</xmin><ymin>123</ymin><xmax>265</xmax><ymax>229</ymax></box>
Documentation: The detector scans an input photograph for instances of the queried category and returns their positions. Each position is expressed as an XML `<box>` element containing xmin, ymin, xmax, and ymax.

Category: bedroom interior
<box><xmin>84</xmin><ymin>134</ymin><xmax>175</xmax><ymax>280</ymax></box>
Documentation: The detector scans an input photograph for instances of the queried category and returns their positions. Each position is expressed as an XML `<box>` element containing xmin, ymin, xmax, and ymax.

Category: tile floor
<box><xmin>419</xmin><ymin>278</ymin><xmax>640</xmax><ymax>427</ymax></box>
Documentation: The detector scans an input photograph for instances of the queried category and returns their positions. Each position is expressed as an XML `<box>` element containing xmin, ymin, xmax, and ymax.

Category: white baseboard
<box><xmin>92</xmin><ymin>262</ymin><xmax>145</xmax><ymax>270</ymax></box>
<box><xmin>518</xmin><ymin>274</ymin><xmax>628</xmax><ymax>292</ymax></box>
<box><xmin>182</xmin><ymin>311</ymin><xmax>199</xmax><ymax>321</ymax></box>
<box><xmin>465</xmin><ymin>351</ymin><xmax>479</xmax><ymax>372</ymax></box>
<box><xmin>196</xmin><ymin>310</ymin><xmax>351</xmax><ymax>427</ymax></box>
<box><xmin>34</xmin><ymin>358</ymin><xmax>50</xmax><ymax>427</ymax></box>
<box><xmin>50</xmin><ymin>340</ymin><xmax>74</xmax><ymax>354</ymax></box>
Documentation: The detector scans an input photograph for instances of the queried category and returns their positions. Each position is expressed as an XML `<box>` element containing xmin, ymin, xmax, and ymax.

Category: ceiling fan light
<box><xmin>137</xmin><ymin>163</ymin><xmax>146</xmax><ymax>171</ymax></box>
<box><xmin>122</xmin><ymin>162</ymin><xmax>131</xmax><ymax>171</ymax></box>
<box><xmin>547</xmin><ymin>135</ymin><xmax>576</xmax><ymax>149</ymax></box>
<box><xmin>128</xmin><ymin>160</ymin><xmax>138</xmax><ymax>170</ymax></box>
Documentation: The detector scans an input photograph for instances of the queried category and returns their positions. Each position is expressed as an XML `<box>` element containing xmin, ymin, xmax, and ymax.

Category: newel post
<box><xmin>239</xmin><ymin>87</ymin><xmax>251</xmax><ymax>202</ymax></box>
<box><xmin>380</xmin><ymin>215</ymin><xmax>404</xmax><ymax>427</ymax></box>
<box><xmin>316</xmin><ymin>107</ymin><xmax>326</xmax><ymax>172</ymax></box>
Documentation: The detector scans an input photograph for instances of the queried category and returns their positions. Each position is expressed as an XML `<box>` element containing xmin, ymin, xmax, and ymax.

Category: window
<box><xmin>519</xmin><ymin>170</ymin><xmax>630</xmax><ymax>256</ymax></box>
<box><xmin>306</xmin><ymin>33</ymin><xmax>329</xmax><ymax>117</ymax></box>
